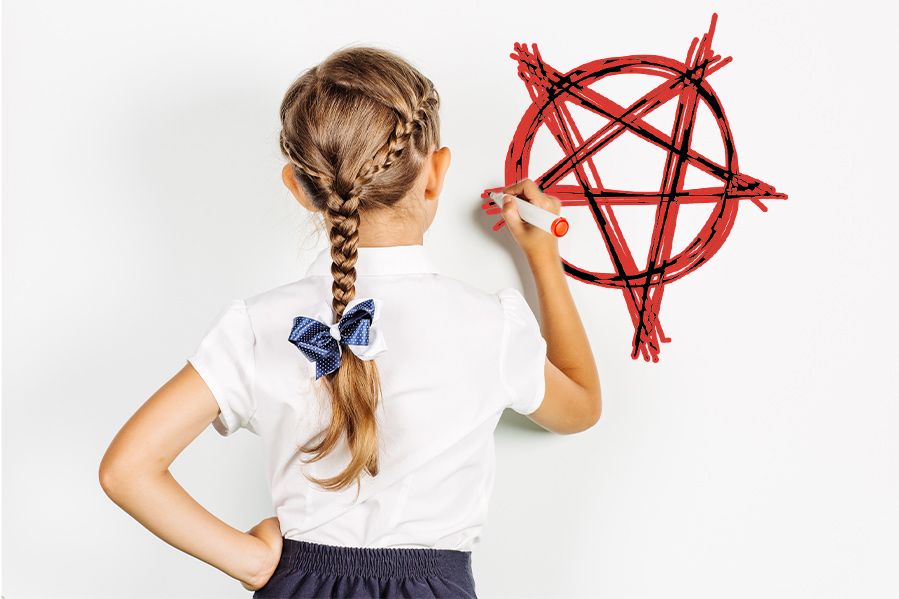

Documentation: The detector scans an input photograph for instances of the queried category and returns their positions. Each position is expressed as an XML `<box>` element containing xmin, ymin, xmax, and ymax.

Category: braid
<box><xmin>368</xmin><ymin>84</ymin><xmax>438</xmax><ymax>180</ymax></box>
<box><xmin>323</xmin><ymin>84</ymin><xmax>438</xmax><ymax>321</ymax></box>
<box><xmin>325</xmin><ymin>186</ymin><xmax>361</xmax><ymax>320</ymax></box>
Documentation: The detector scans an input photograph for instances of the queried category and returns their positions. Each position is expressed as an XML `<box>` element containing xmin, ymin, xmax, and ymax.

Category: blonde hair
<box><xmin>278</xmin><ymin>46</ymin><xmax>441</xmax><ymax>493</ymax></box>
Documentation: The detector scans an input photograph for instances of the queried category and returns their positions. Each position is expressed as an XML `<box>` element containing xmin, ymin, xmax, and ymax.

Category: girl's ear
<box><xmin>424</xmin><ymin>146</ymin><xmax>451</xmax><ymax>201</ymax></box>
<box><xmin>282</xmin><ymin>163</ymin><xmax>316</xmax><ymax>211</ymax></box>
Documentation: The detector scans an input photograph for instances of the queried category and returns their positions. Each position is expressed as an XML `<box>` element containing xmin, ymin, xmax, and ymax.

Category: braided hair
<box><xmin>278</xmin><ymin>47</ymin><xmax>440</xmax><ymax>493</ymax></box>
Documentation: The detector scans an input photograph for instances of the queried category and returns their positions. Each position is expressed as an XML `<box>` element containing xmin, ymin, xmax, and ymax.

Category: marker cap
<box><xmin>551</xmin><ymin>217</ymin><xmax>569</xmax><ymax>237</ymax></box>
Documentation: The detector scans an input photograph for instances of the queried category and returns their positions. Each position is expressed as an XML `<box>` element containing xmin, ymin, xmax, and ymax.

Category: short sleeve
<box><xmin>187</xmin><ymin>299</ymin><xmax>257</xmax><ymax>436</ymax></box>
<box><xmin>496</xmin><ymin>287</ymin><xmax>547</xmax><ymax>415</ymax></box>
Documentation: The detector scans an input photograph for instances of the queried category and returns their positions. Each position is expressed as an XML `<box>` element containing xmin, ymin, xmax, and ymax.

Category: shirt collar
<box><xmin>304</xmin><ymin>243</ymin><xmax>440</xmax><ymax>277</ymax></box>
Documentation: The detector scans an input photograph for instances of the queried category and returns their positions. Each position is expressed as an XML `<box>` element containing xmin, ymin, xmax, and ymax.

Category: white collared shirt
<box><xmin>187</xmin><ymin>243</ymin><xmax>547</xmax><ymax>550</ymax></box>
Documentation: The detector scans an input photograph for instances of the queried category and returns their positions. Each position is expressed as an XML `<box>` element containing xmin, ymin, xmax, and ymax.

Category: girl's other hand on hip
<box><xmin>241</xmin><ymin>517</ymin><xmax>283</xmax><ymax>591</ymax></box>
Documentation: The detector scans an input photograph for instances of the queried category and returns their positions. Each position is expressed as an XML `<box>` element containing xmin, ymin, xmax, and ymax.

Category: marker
<box><xmin>488</xmin><ymin>191</ymin><xmax>569</xmax><ymax>237</ymax></box>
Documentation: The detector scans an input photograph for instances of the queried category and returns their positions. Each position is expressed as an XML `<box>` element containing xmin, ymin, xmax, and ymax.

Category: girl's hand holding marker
<box><xmin>489</xmin><ymin>178</ymin><xmax>567</xmax><ymax>262</ymax></box>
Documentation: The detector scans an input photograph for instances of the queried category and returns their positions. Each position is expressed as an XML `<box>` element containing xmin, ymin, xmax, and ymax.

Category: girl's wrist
<box><xmin>526</xmin><ymin>247</ymin><xmax>562</xmax><ymax>271</ymax></box>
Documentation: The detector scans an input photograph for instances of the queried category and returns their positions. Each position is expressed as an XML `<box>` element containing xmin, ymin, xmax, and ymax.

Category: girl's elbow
<box><xmin>98</xmin><ymin>460</ymin><xmax>123</xmax><ymax>500</ymax></box>
<box><xmin>98</xmin><ymin>454</ymin><xmax>138</xmax><ymax>501</ymax></box>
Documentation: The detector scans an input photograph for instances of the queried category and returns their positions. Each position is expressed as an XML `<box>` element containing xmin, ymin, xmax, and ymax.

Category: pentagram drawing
<box><xmin>481</xmin><ymin>13</ymin><xmax>787</xmax><ymax>362</ymax></box>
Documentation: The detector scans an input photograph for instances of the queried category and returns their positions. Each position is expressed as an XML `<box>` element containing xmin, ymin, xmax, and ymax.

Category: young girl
<box><xmin>99</xmin><ymin>46</ymin><xmax>601</xmax><ymax>598</ymax></box>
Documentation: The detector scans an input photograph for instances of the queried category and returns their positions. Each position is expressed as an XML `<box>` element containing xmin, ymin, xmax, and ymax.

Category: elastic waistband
<box><xmin>280</xmin><ymin>537</ymin><xmax>472</xmax><ymax>580</ymax></box>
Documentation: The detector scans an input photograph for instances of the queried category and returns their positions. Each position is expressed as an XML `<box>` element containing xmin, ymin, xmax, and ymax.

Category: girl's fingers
<box><xmin>501</xmin><ymin>178</ymin><xmax>555</xmax><ymax>212</ymax></box>
<box><xmin>501</xmin><ymin>194</ymin><xmax>523</xmax><ymax>231</ymax></box>
<box><xmin>502</xmin><ymin>178</ymin><xmax>541</xmax><ymax>198</ymax></box>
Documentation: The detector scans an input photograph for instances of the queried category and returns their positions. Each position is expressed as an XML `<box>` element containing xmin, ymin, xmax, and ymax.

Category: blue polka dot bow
<box><xmin>288</xmin><ymin>297</ymin><xmax>388</xmax><ymax>379</ymax></box>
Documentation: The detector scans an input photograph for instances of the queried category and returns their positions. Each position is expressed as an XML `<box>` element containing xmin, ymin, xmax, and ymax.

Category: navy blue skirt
<box><xmin>252</xmin><ymin>537</ymin><xmax>478</xmax><ymax>598</ymax></box>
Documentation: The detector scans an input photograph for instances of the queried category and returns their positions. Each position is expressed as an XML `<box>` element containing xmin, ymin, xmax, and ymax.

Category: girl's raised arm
<box><xmin>499</xmin><ymin>178</ymin><xmax>602</xmax><ymax>434</ymax></box>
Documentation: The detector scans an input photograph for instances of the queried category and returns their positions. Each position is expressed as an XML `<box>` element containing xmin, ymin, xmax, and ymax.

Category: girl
<box><xmin>99</xmin><ymin>46</ymin><xmax>601</xmax><ymax>598</ymax></box>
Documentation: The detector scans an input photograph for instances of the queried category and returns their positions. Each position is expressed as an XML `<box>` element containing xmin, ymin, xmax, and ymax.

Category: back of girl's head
<box><xmin>278</xmin><ymin>46</ymin><xmax>441</xmax><ymax>494</ymax></box>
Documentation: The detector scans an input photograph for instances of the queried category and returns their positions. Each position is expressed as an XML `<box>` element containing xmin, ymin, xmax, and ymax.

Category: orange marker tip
<box><xmin>551</xmin><ymin>217</ymin><xmax>569</xmax><ymax>237</ymax></box>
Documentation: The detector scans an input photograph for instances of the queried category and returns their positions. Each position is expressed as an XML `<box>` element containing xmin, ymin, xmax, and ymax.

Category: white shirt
<box><xmin>187</xmin><ymin>243</ymin><xmax>547</xmax><ymax>551</ymax></box>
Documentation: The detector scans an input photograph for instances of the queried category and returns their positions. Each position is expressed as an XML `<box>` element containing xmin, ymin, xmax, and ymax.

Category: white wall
<box><xmin>4</xmin><ymin>0</ymin><xmax>897</xmax><ymax>597</ymax></box>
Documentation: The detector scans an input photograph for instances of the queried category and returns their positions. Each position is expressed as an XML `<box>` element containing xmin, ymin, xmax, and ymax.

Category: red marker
<box><xmin>488</xmin><ymin>192</ymin><xmax>569</xmax><ymax>237</ymax></box>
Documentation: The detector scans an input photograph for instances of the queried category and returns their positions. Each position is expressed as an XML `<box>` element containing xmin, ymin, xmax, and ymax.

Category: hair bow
<box><xmin>288</xmin><ymin>297</ymin><xmax>387</xmax><ymax>379</ymax></box>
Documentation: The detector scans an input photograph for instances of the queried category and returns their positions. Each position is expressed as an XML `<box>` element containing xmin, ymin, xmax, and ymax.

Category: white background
<box><xmin>4</xmin><ymin>1</ymin><xmax>897</xmax><ymax>597</ymax></box>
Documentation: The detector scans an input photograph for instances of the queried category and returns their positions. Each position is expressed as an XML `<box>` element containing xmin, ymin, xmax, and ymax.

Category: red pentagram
<box><xmin>481</xmin><ymin>13</ymin><xmax>787</xmax><ymax>363</ymax></box>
